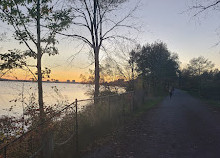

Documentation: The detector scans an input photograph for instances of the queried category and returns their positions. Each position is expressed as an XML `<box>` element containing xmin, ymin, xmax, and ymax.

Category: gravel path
<box><xmin>84</xmin><ymin>89</ymin><xmax>220</xmax><ymax>158</ymax></box>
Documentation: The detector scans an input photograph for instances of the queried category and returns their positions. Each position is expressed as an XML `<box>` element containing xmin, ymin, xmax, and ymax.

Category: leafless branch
<box><xmin>102</xmin><ymin>3</ymin><xmax>138</xmax><ymax>40</ymax></box>
<box><xmin>56</xmin><ymin>31</ymin><xmax>92</xmax><ymax>47</ymax></box>
<box><xmin>67</xmin><ymin>42</ymin><xmax>87</xmax><ymax>64</ymax></box>
<box><xmin>103</xmin><ymin>35</ymin><xmax>137</xmax><ymax>43</ymax></box>
<box><xmin>101</xmin><ymin>45</ymin><xmax>127</xmax><ymax>79</ymax></box>
<box><xmin>0</xmin><ymin>69</ymin><xmax>12</xmax><ymax>78</ymax></box>
<box><xmin>24</xmin><ymin>65</ymin><xmax>38</xmax><ymax>81</ymax></box>
<box><xmin>191</xmin><ymin>0</ymin><xmax>220</xmax><ymax>16</ymax></box>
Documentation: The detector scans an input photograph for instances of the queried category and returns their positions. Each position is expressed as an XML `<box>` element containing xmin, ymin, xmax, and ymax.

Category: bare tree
<box><xmin>58</xmin><ymin>0</ymin><xmax>139</xmax><ymax>98</ymax></box>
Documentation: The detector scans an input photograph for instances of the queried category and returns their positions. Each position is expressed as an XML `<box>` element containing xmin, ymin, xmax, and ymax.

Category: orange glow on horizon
<box><xmin>2</xmin><ymin>69</ymin><xmax>85</xmax><ymax>82</ymax></box>
<box><xmin>49</xmin><ymin>70</ymin><xmax>82</xmax><ymax>82</ymax></box>
<box><xmin>2</xmin><ymin>68</ymin><xmax>128</xmax><ymax>83</ymax></box>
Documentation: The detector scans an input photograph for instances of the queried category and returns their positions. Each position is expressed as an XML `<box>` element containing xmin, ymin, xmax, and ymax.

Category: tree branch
<box><xmin>72</xmin><ymin>7</ymin><xmax>91</xmax><ymax>31</ymax></box>
<box><xmin>13</xmin><ymin>0</ymin><xmax>37</xmax><ymax>46</ymax></box>
<box><xmin>102</xmin><ymin>35</ymin><xmax>137</xmax><ymax>43</ymax></box>
<box><xmin>55</xmin><ymin>31</ymin><xmax>92</xmax><ymax>46</ymax></box>
<box><xmin>192</xmin><ymin>0</ymin><xmax>220</xmax><ymax>16</ymax></box>
<box><xmin>82</xmin><ymin>0</ymin><xmax>95</xmax><ymax>47</ymax></box>
<box><xmin>2</xmin><ymin>9</ymin><xmax>36</xmax><ymax>55</ymax></box>
<box><xmin>102</xmin><ymin>4</ymin><xmax>138</xmax><ymax>39</ymax></box>
<box><xmin>24</xmin><ymin>65</ymin><xmax>38</xmax><ymax>81</ymax></box>
<box><xmin>0</xmin><ymin>69</ymin><xmax>11</xmax><ymax>78</ymax></box>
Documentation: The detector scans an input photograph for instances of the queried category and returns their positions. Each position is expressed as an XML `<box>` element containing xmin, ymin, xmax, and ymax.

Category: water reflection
<box><xmin>0</xmin><ymin>81</ymin><xmax>90</xmax><ymax>116</ymax></box>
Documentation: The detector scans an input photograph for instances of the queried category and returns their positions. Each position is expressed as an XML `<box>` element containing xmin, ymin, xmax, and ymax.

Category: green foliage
<box><xmin>0</xmin><ymin>0</ymin><xmax>73</xmax><ymax>82</ymax></box>
<box><xmin>0</xmin><ymin>49</ymin><xmax>26</xmax><ymax>70</ymax></box>
<box><xmin>135</xmin><ymin>42</ymin><xmax>179</xmax><ymax>79</ymax></box>
<box><xmin>46</xmin><ymin>8</ymin><xmax>73</xmax><ymax>32</ymax></box>
<box><xmin>130</xmin><ymin>41</ymin><xmax>180</xmax><ymax>93</ymax></box>
<box><xmin>0</xmin><ymin>0</ymin><xmax>72</xmax><ymax>70</ymax></box>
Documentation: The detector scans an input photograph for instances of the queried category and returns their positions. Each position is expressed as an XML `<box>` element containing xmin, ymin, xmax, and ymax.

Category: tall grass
<box><xmin>0</xmin><ymin>90</ymin><xmax>164</xmax><ymax>158</ymax></box>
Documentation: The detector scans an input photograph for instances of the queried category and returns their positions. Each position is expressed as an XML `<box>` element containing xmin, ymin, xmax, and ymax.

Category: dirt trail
<box><xmin>84</xmin><ymin>89</ymin><xmax>220</xmax><ymax>158</ymax></box>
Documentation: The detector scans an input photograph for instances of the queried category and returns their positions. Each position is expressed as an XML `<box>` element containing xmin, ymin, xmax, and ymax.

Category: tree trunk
<box><xmin>37</xmin><ymin>1</ymin><xmax>47</xmax><ymax>158</ymax></box>
<box><xmin>131</xmin><ymin>62</ymin><xmax>134</xmax><ymax>91</ymax></box>
<box><xmin>37</xmin><ymin>55</ymin><xmax>44</xmax><ymax>121</ymax></box>
<box><xmin>94</xmin><ymin>47</ymin><xmax>100</xmax><ymax>98</ymax></box>
<box><xmin>36</xmin><ymin>0</ymin><xmax>44</xmax><ymax>123</ymax></box>
<box><xmin>93</xmin><ymin>0</ymin><xmax>100</xmax><ymax>99</ymax></box>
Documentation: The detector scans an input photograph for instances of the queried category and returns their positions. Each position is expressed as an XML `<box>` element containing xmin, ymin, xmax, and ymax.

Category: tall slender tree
<box><xmin>58</xmin><ymin>0</ymin><xmax>139</xmax><ymax>98</ymax></box>
<box><xmin>0</xmin><ymin>0</ymin><xmax>72</xmax><ymax>122</ymax></box>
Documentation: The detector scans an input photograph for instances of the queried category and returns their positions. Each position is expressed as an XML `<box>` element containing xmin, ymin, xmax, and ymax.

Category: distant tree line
<box><xmin>127</xmin><ymin>42</ymin><xmax>220</xmax><ymax>101</ymax></box>
<box><xmin>181</xmin><ymin>56</ymin><xmax>220</xmax><ymax>100</ymax></box>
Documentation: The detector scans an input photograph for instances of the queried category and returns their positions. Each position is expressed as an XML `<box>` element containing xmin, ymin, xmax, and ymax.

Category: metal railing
<box><xmin>0</xmin><ymin>91</ymin><xmax>143</xmax><ymax>158</ymax></box>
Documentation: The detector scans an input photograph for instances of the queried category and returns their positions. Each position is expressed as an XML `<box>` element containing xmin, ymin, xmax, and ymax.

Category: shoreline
<box><xmin>0</xmin><ymin>78</ymin><xmax>79</xmax><ymax>84</ymax></box>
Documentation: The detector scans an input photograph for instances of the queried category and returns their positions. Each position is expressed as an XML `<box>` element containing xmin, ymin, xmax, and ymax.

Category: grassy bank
<box><xmin>204</xmin><ymin>99</ymin><xmax>220</xmax><ymax>108</ymax></box>
<box><xmin>187</xmin><ymin>90</ymin><xmax>220</xmax><ymax>108</ymax></box>
<box><xmin>132</xmin><ymin>96</ymin><xmax>164</xmax><ymax>117</ymax></box>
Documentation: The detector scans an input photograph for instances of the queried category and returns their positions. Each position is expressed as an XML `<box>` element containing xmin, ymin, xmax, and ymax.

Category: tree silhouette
<box><xmin>0</xmin><ymin>0</ymin><xmax>71</xmax><ymax>124</ymax></box>
<box><xmin>132</xmin><ymin>42</ymin><xmax>179</xmax><ymax>90</ymax></box>
<box><xmin>182</xmin><ymin>56</ymin><xmax>214</xmax><ymax>95</ymax></box>
<box><xmin>187</xmin><ymin>56</ymin><xmax>214</xmax><ymax>76</ymax></box>
<box><xmin>57</xmin><ymin>0</ymin><xmax>139</xmax><ymax>98</ymax></box>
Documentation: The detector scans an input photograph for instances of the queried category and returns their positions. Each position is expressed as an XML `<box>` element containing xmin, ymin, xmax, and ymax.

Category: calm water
<box><xmin>0</xmin><ymin>81</ymin><xmax>91</xmax><ymax>116</ymax></box>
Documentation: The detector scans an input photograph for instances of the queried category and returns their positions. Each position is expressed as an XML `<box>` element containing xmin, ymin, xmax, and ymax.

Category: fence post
<box><xmin>4</xmin><ymin>146</ymin><xmax>6</xmax><ymax>158</ymax></box>
<box><xmin>48</xmin><ymin>132</ymin><xmax>54</xmax><ymax>158</ymax></box>
<box><xmin>42</xmin><ymin>130</ymin><xmax>53</xmax><ymax>158</ymax></box>
<box><xmin>132</xmin><ymin>92</ymin><xmax>135</xmax><ymax>112</ymax></box>
<box><xmin>121</xmin><ymin>94</ymin><xmax>125</xmax><ymax>125</ymax></box>
<box><xmin>129</xmin><ymin>93</ymin><xmax>132</xmax><ymax>113</ymax></box>
<box><xmin>108</xmin><ymin>96</ymin><xmax>110</xmax><ymax>119</ymax></box>
<box><xmin>75</xmin><ymin>99</ymin><xmax>79</xmax><ymax>156</ymax></box>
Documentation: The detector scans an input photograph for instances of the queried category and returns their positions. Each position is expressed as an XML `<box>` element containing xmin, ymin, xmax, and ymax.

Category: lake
<box><xmin>0</xmin><ymin>81</ymin><xmax>91</xmax><ymax>116</ymax></box>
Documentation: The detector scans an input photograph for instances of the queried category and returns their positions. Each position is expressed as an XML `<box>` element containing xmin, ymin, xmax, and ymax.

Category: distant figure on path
<box><xmin>169</xmin><ymin>87</ymin><xmax>173</xmax><ymax>99</ymax></box>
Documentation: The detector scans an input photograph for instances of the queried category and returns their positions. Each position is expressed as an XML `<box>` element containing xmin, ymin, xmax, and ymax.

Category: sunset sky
<box><xmin>0</xmin><ymin>0</ymin><xmax>220</xmax><ymax>82</ymax></box>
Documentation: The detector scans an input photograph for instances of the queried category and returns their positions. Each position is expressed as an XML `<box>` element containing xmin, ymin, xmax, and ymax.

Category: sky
<box><xmin>136</xmin><ymin>0</ymin><xmax>220</xmax><ymax>67</ymax></box>
<box><xmin>0</xmin><ymin>0</ymin><xmax>220</xmax><ymax>82</ymax></box>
